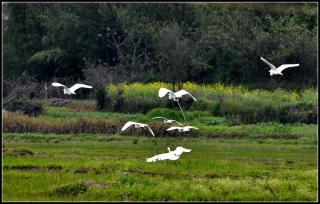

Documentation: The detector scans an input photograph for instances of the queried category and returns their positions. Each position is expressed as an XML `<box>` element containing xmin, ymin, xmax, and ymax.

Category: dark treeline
<box><xmin>3</xmin><ymin>3</ymin><xmax>317</xmax><ymax>91</ymax></box>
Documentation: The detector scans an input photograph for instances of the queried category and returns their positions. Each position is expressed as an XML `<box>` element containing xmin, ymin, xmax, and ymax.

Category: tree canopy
<box><xmin>3</xmin><ymin>3</ymin><xmax>317</xmax><ymax>90</ymax></box>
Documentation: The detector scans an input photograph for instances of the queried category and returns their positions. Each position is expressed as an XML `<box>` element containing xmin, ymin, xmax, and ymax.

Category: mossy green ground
<box><xmin>3</xmin><ymin>133</ymin><xmax>317</xmax><ymax>201</ymax></box>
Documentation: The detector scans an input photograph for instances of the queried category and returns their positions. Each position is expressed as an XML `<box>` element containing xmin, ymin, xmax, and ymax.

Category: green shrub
<box><xmin>215</xmin><ymin>99</ymin><xmax>317</xmax><ymax>124</ymax></box>
<box><xmin>119</xmin><ymin>173</ymin><xmax>135</xmax><ymax>186</ymax></box>
<box><xmin>54</xmin><ymin>182</ymin><xmax>87</xmax><ymax>196</ymax></box>
<box><xmin>4</xmin><ymin>95</ymin><xmax>43</xmax><ymax>116</ymax></box>
<box><xmin>190</xmin><ymin>98</ymin><xmax>211</xmax><ymax>111</ymax></box>
<box><xmin>95</xmin><ymin>86</ymin><xmax>106</xmax><ymax>111</ymax></box>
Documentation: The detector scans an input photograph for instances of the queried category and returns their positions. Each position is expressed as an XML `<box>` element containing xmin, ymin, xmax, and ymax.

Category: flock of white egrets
<box><xmin>51</xmin><ymin>56</ymin><xmax>299</xmax><ymax>162</ymax></box>
<box><xmin>120</xmin><ymin>87</ymin><xmax>198</xmax><ymax>162</ymax></box>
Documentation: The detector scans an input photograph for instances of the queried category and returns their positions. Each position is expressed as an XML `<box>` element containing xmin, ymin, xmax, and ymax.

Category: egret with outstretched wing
<box><xmin>152</xmin><ymin>117</ymin><xmax>183</xmax><ymax>126</ymax></box>
<box><xmin>146</xmin><ymin>146</ymin><xmax>192</xmax><ymax>162</ymax></box>
<box><xmin>260</xmin><ymin>57</ymin><xmax>299</xmax><ymax>76</ymax></box>
<box><xmin>52</xmin><ymin>82</ymin><xmax>92</xmax><ymax>95</ymax></box>
<box><xmin>121</xmin><ymin>121</ymin><xmax>155</xmax><ymax>137</ymax></box>
<box><xmin>158</xmin><ymin>88</ymin><xmax>197</xmax><ymax>122</ymax></box>
<box><xmin>166</xmin><ymin>125</ymin><xmax>199</xmax><ymax>132</ymax></box>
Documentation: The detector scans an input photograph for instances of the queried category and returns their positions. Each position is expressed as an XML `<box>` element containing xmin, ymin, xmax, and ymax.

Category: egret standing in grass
<box><xmin>158</xmin><ymin>88</ymin><xmax>196</xmax><ymax>123</ymax></box>
<box><xmin>52</xmin><ymin>82</ymin><xmax>93</xmax><ymax>95</ymax></box>
<box><xmin>260</xmin><ymin>57</ymin><xmax>300</xmax><ymax>76</ymax></box>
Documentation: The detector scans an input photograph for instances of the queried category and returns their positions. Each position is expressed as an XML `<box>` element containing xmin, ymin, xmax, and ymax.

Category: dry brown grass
<box><xmin>3</xmin><ymin>111</ymin><xmax>172</xmax><ymax>135</ymax></box>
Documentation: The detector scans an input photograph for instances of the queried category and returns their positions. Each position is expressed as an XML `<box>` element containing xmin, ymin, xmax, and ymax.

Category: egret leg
<box><xmin>177</xmin><ymin>100</ymin><xmax>187</xmax><ymax>123</ymax></box>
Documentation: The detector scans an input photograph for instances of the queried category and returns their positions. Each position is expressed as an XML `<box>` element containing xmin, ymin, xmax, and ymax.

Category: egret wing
<box><xmin>121</xmin><ymin>121</ymin><xmax>136</xmax><ymax>131</ymax></box>
<box><xmin>174</xmin><ymin>147</ymin><xmax>192</xmax><ymax>156</ymax></box>
<box><xmin>260</xmin><ymin>57</ymin><xmax>277</xmax><ymax>71</ymax></box>
<box><xmin>146</xmin><ymin>153</ymin><xmax>166</xmax><ymax>162</ymax></box>
<box><xmin>158</xmin><ymin>88</ymin><xmax>174</xmax><ymax>98</ymax></box>
<box><xmin>277</xmin><ymin>64</ymin><xmax>299</xmax><ymax>73</ymax></box>
<box><xmin>146</xmin><ymin>152</ymin><xmax>175</xmax><ymax>162</ymax></box>
<box><xmin>152</xmin><ymin>116</ymin><xmax>167</xmax><ymax>120</ymax></box>
<box><xmin>145</xmin><ymin>125</ymin><xmax>155</xmax><ymax>137</ymax></box>
<box><xmin>52</xmin><ymin>82</ymin><xmax>66</xmax><ymax>88</ymax></box>
<box><xmin>174</xmin><ymin>90</ymin><xmax>197</xmax><ymax>101</ymax></box>
<box><xmin>166</xmin><ymin>126</ymin><xmax>180</xmax><ymax>131</ymax></box>
<box><xmin>185</xmin><ymin>126</ymin><xmax>199</xmax><ymax>130</ymax></box>
<box><xmin>69</xmin><ymin>84</ymin><xmax>93</xmax><ymax>93</ymax></box>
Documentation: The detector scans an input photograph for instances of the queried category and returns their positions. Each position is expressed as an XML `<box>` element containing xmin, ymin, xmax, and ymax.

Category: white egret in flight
<box><xmin>151</xmin><ymin>117</ymin><xmax>183</xmax><ymax>126</ymax></box>
<box><xmin>166</xmin><ymin>126</ymin><xmax>199</xmax><ymax>133</ymax></box>
<box><xmin>260</xmin><ymin>57</ymin><xmax>299</xmax><ymax>76</ymax></box>
<box><xmin>121</xmin><ymin>121</ymin><xmax>155</xmax><ymax>137</ymax></box>
<box><xmin>158</xmin><ymin>88</ymin><xmax>196</xmax><ymax>122</ymax></box>
<box><xmin>52</xmin><ymin>82</ymin><xmax>92</xmax><ymax>95</ymax></box>
<box><xmin>146</xmin><ymin>146</ymin><xmax>192</xmax><ymax>162</ymax></box>
<box><xmin>158</xmin><ymin>88</ymin><xmax>197</xmax><ymax>102</ymax></box>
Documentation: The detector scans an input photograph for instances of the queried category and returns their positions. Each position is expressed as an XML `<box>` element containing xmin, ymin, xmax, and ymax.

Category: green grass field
<box><xmin>3</xmin><ymin>83</ymin><xmax>318</xmax><ymax>201</ymax></box>
<box><xmin>3</xmin><ymin>133</ymin><xmax>317</xmax><ymax>201</ymax></box>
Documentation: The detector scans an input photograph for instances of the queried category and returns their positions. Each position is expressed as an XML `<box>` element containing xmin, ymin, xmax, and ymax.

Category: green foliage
<box><xmin>27</xmin><ymin>48</ymin><xmax>67</xmax><ymax>82</ymax></box>
<box><xmin>95</xmin><ymin>85</ymin><xmax>111</xmax><ymax>111</ymax></box>
<box><xmin>105</xmin><ymin>82</ymin><xmax>317</xmax><ymax>124</ymax></box>
<box><xmin>3</xmin><ymin>3</ymin><xmax>317</xmax><ymax>88</ymax></box>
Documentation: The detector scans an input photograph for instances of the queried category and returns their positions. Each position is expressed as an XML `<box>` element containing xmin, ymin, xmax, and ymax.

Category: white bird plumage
<box><xmin>158</xmin><ymin>88</ymin><xmax>196</xmax><ymax>102</ymax></box>
<box><xmin>260</xmin><ymin>57</ymin><xmax>299</xmax><ymax>76</ymax></box>
<box><xmin>146</xmin><ymin>146</ymin><xmax>192</xmax><ymax>162</ymax></box>
<box><xmin>52</xmin><ymin>82</ymin><xmax>93</xmax><ymax>95</ymax></box>
<box><xmin>121</xmin><ymin>121</ymin><xmax>155</xmax><ymax>137</ymax></box>
<box><xmin>166</xmin><ymin>126</ymin><xmax>199</xmax><ymax>132</ymax></box>
<box><xmin>151</xmin><ymin>117</ymin><xmax>183</xmax><ymax>126</ymax></box>
<box><xmin>158</xmin><ymin>88</ymin><xmax>196</xmax><ymax>122</ymax></box>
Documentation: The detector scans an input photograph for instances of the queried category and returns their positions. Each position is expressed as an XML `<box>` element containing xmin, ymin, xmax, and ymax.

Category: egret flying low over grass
<box><xmin>151</xmin><ymin>117</ymin><xmax>183</xmax><ymax>126</ymax></box>
<box><xmin>121</xmin><ymin>121</ymin><xmax>155</xmax><ymax>137</ymax></box>
<box><xmin>52</xmin><ymin>82</ymin><xmax>93</xmax><ymax>95</ymax></box>
<box><xmin>166</xmin><ymin>126</ymin><xmax>199</xmax><ymax>133</ymax></box>
<box><xmin>260</xmin><ymin>57</ymin><xmax>299</xmax><ymax>76</ymax></box>
<box><xmin>158</xmin><ymin>88</ymin><xmax>196</xmax><ymax>122</ymax></box>
<box><xmin>146</xmin><ymin>146</ymin><xmax>192</xmax><ymax>162</ymax></box>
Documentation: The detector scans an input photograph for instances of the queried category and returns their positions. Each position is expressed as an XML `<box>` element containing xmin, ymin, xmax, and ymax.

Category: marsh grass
<box><xmin>2</xmin><ymin>133</ymin><xmax>317</xmax><ymax>201</ymax></box>
<box><xmin>3</xmin><ymin>111</ymin><xmax>317</xmax><ymax>139</ymax></box>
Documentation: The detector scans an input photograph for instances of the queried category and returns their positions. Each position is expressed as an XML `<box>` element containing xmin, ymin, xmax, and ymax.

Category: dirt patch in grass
<box><xmin>3</xmin><ymin>164</ymin><xmax>63</xmax><ymax>171</ymax></box>
<box><xmin>125</xmin><ymin>169</ymin><xmax>223</xmax><ymax>179</ymax></box>
<box><xmin>53</xmin><ymin>182</ymin><xmax>87</xmax><ymax>196</ymax></box>
<box><xmin>4</xmin><ymin>165</ymin><xmax>41</xmax><ymax>171</ymax></box>
<box><xmin>4</xmin><ymin>148</ymin><xmax>34</xmax><ymax>156</ymax></box>
<box><xmin>83</xmin><ymin>179</ymin><xmax>107</xmax><ymax>189</ymax></box>
<box><xmin>46</xmin><ymin>165</ymin><xmax>64</xmax><ymax>171</ymax></box>
<box><xmin>74</xmin><ymin>166</ymin><xmax>108</xmax><ymax>174</ymax></box>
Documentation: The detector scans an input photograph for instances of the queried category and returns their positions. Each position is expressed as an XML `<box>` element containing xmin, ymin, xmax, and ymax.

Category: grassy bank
<box><xmin>3</xmin><ymin>111</ymin><xmax>317</xmax><ymax>140</ymax></box>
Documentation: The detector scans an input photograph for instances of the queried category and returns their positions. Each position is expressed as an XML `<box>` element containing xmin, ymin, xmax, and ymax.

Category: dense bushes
<box><xmin>102</xmin><ymin>82</ymin><xmax>317</xmax><ymax>124</ymax></box>
<box><xmin>95</xmin><ymin>85</ymin><xmax>111</xmax><ymax>111</ymax></box>
<box><xmin>215</xmin><ymin>100</ymin><xmax>317</xmax><ymax>124</ymax></box>
<box><xmin>3</xmin><ymin>95</ymin><xmax>43</xmax><ymax>116</ymax></box>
